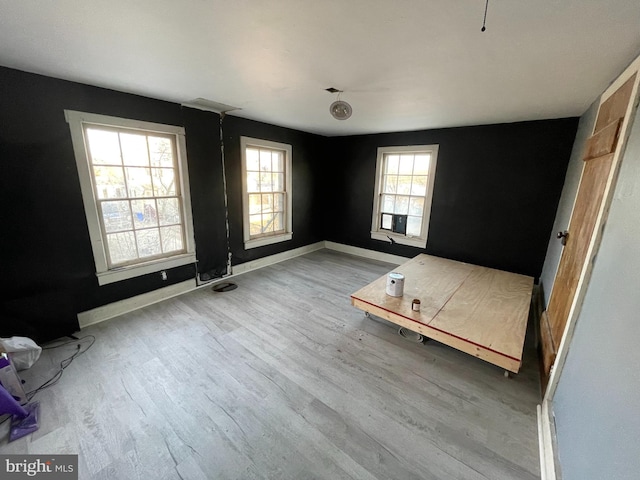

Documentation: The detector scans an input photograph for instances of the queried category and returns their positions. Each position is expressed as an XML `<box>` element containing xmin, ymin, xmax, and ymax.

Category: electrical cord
<box><xmin>25</xmin><ymin>335</ymin><xmax>96</xmax><ymax>401</ymax></box>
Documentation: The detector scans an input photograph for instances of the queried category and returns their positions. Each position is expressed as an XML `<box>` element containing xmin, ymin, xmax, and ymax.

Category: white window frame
<box><xmin>240</xmin><ymin>136</ymin><xmax>293</xmax><ymax>249</ymax></box>
<box><xmin>370</xmin><ymin>145</ymin><xmax>439</xmax><ymax>249</ymax></box>
<box><xmin>65</xmin><ymin>110</ymin><xmax>196</xmax><ymax>285</ymax></box>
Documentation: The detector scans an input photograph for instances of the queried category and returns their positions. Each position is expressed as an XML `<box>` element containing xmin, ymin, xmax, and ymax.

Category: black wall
<box><xmin>327</xmin><ymin>119</ymin><xmax>579</xmax><ymax>278</ymax></box>
<box><xmin>181</xmin><ymin>107</ymin><xmax>228</xmax><ymax>277</ymax></box>
<box><xmin>222</xmin><ymin>116</ymin><xmax>325</xmax><ymax>265</ymax></box>
<box><xmin>1</xmin><ymin>65</ymin><xmax>577</xmax><ymax>342</ymax></box>
<box><xmin>0</xmin><ymin>67</ymin><xmax>323</xmax><ymax>342</ymax></box>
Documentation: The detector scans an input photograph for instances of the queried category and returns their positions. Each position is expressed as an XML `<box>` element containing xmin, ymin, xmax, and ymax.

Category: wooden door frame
<box><xmin>538</xmin><ymin>55</ymin><xmax>640</xmax><ymax>480</ymax></box>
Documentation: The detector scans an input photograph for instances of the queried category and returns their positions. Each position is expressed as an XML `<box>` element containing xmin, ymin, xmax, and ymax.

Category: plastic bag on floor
<box><xmin>0</xmin><ymin>337</ymin><xmax>42</xmax><ymax>371</ymax></box>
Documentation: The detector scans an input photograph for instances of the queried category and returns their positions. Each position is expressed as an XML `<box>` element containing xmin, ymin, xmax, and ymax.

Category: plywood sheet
<box><xmin>594</xmin><ymin>73</ymin><xmax>636</xmax><ymax>133</ymax></box>
<box><xmin>429</xmin><ymin>266</ymin><xmax>533</xmax><ymax>363</ymax></box>
<box><xmin>584</xmin><ymin>118</ymin><xmax>621</xmax><ymax>160</ymax></box>
<box><xmin>350</xmin><ymin>254</ymin><xmax>474</xmax><ymax>324</ymax></box>
<box><xmin>351</xmin><ymin>254</ymin><xmax>533</xmax><ymax>373</ymax></box>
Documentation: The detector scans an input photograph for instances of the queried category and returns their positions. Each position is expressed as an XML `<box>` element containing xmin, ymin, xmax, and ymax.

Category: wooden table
<box><xmin>351</xmin><ymin>254</ymin><xmax>534</xmax><ymax>373</ymax></box>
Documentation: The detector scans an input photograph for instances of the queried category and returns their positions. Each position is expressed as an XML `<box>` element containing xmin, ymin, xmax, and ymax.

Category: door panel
<box><xmin>541</xmin><ymin>73</ymin><xmax>636</xmax><ymax>383</ymax></box>
<box><xmin>546</xmin><ymin>152</ymin><xmax>615</xmax><ymax>343</ymax></box>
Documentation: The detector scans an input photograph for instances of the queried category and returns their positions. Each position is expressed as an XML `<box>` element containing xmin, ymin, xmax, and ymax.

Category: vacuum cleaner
<box><xmin>0</xmin><ymin>384</ymin><xmax>40</xmax><ymax>442</ymax></box>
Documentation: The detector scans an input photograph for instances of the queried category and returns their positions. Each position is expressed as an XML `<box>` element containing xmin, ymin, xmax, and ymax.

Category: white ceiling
<box><xmin>1</xmin><ymin>1</ymin><xmax>639</xmax><ymax>136</ymax></box>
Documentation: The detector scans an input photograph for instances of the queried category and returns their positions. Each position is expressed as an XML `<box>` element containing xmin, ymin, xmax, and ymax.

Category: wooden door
<box><xmin>541</xmin><ymin>74</ymin><xmax>637</xmax><ymax>388</ymax></box>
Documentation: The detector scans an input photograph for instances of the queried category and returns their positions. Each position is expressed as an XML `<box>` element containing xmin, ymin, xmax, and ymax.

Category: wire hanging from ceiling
<box><xmin>481</xmin><ymin>0</ymin><xmax>489</xmax><ymax>32</ymax></box>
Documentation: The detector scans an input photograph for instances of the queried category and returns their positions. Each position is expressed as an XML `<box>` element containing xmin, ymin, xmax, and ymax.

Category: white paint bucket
<box><xmin>386</xmin><ymin>272</ymin><xmax>405</xmax><ymax>297</ymax></box>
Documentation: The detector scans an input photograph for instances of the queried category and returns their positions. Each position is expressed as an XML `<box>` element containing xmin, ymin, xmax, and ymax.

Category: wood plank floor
<box><xmin>0</xmin><ymin>250</ymin><xmax>541</xmax><ymax>479</ymax></box>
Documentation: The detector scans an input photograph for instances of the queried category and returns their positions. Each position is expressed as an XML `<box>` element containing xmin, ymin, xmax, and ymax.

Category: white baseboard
<box><xmin>324</xmin><ymin>241</ymin><xmax>408</xmax><ymax>265</ymax></box>
<box><xmin>229</xmin><ymin>241</ymin><xmax>325</xmax><ymax>276</ymax></box>
<box><xmin>538</xmin><ymin>400</ymin><xmax>560</xmax><ymax>480</ymax></box>
<box><xmin>77</xmin><ymin>241</ymin><xmax>403</xmax><ymax>328</ymax></box>
<box><xmin>77</xmin><ymin>279</ymin><xmax>196</xmax><ymax>328</ymax></box>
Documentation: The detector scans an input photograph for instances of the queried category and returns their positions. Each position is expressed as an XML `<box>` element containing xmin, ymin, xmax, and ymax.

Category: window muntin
<box><xmin>85</xmin><ymin>126</ymin><xmax>186</xmax><ymax>267</ymax></box>
<box><xmin>371</xmin><ymin>145</ymin><xmax>438</xmax><ymax>248</ymax></box>
<box><xmin>241</xmin><ymin>137</ymin><xmax>292</xmax><ymax>249</ymax></box>
<box><xmin>66</xmin><ymin>110</ymin><xmax>196</xmax><ymax>285</ymax></box>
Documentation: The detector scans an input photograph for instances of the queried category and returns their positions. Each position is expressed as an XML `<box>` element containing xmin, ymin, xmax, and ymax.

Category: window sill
<box><xmin>244</xmin><ymin>232</ymin><xmax>293</xmax><ymax>250</ymax></box>
<box><xmin>96</xmin><ymin>253</ymin><xmax>196</xmax><ymax>286</ymax></box>
<box><xmin>371</xmin><ymin>231</ymin><xmax>426</xmax><ymax>249</ymax></box>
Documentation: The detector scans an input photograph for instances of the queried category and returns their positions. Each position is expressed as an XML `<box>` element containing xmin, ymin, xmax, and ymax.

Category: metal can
<box><xmin>412</xmin><ymin>299</ymin><xmax>421</xmax><ymax>312</ymax></box>
<box><xmin>385</xmin><ymin>272</ymin><xmax>405</xmax><ymax>297</ymax></box>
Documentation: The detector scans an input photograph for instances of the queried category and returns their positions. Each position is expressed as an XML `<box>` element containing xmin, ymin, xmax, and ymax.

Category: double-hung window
<box><xmin>371</xmin><ymin>145</ymin><xmax>439</xmax><ymax>248</ymax></box>
<box><xmin>66</xmin><ymin>111</ymin><xmax>196</xmax><ymax>285</ymax></box>
<box><xmin>240</xmin><ymin>136</ymin><xmax>293</xmax><ymax>249</ymax></box>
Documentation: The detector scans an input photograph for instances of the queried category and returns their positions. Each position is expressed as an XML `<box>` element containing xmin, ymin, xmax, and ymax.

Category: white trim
<box><xmin>601</xmin><ymin>55</ymin><xmax>640</xmax><ymax>102</ymax></box>
<box><xmin>64</xmin><ymin>110</ymin><xmax>186</xmax><ymax>135</ymax></box>
<box><xmin>370</xmin><ymin>145</ymin><xmax>438</xmax><ymax>248</ymax></box>
<box><xmin>77</xmin><ymin>279</ymin><xmax>196</xmax><ymax>328</ymax></box>
<box><xmin>543</xmin><ymin>58</ymin><xmax>640</xmax><ymax>403</ymax></box>
<box><xmin>244</xmin><ymin>232</ymin><xmax>293</xmax><ymax>249</ymax></box>
<box><xmin>75</xmin><ymin>240</ymin><xmax>418</xmax><ymax>329</ymax></box>
<box><xmin>77</xmin><ymin>241</ymin><xmax>409</xmax><ymax>328</ymax></box>
<box><xmin>96</xmin><ymin>253</ymin><xmax>196</xmax><ymax>286</ymax></box>
<box><xmin>324</xmin><ymin>241</ymin><xmax>409</xmax><ymax>265</ymax></box>
<box><xmin>229</xmin><ymin>241</ymin><xmax>324</xmax><ymax>276</ymax></box>
<box><xmin>240</xmin><ymin>136</ymin><xmax>293</xmax><ymax>250</ymax></box>
<box><xmin>370</xmin><ymin>231</ymin><xmax>426</xmax><ymax>248</ymax></box>
<box><xmin>65</xmin><ymin>110</ymin><xmax>197</xmax><ymax>285</ymax></box>
<box><xmin>538</xmin><ymin>401</ymin><xmax>560</xmax><ymax>480</ymax></box>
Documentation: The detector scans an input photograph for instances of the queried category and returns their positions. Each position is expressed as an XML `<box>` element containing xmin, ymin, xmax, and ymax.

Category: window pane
<box><xmin>157</xmin><ymin>197</ymin><xmax>181</xmax><ymax>226</ymax></box>
<box><xmin>414</xmin><ymin>154</ymin><xmax>430</xmax><ymax>175</ymax></box>
<box><xmin>409</xmin><ymin>197</ymin><xmax>425</xmax><ymax>216</ymax></box>
<box><xmin>407</xmin><ymin>216</ymin><xmax>422</xmax><ymax>237</ymax></box>
<box><xmin>381</xmin><ymin>213</ymin><xmax>392</xmax><ymax>230</ymax></box>
<box><xmin>148</xmin><ymin>136</ymin><xmax>174</xmax><ymax>167</ymax></box>
<box><xmin>260</xmin><ymin>172</ymin><xmax>273</xmax><ymax>192</ymax></box>
<box><xmin>248</xmin><ymin>194</ymin><xmax>262</xmax><ymax>214</ymax></box>
<box><xmin>246</xmin><ymin>148</ymin><xmax>260</xmax><ymax>171</ymax></box>
<box><xmin>101</xmin><ymin>200</ymin><xmax>133</xmax><ymax>232</ymax></box>
<box><xmin>381</xmin><ymin>194</ymin><xmax>395</xmax><ymax>213</ymax></box>
<box><xmin>152</xmin><ymin>168</ymin><xmax>176</xmax><ymax>196</ymax></box>
<box><xmin>272</xmin><ymin>212</ymin><xmax>284</xmax><ymax>232</ymax></box>
<box><xmin>261</xmin><ymin>193</ymin><xmax>274</xmax><ymax>213</ymax></box>
<box><xmin>272</xmin><ymin>151</ymin><xmax>284</xmax><ymax>172</ymax></box>
<box><xmin>397</xmin><ymin>176</ymin><xmax>412</xmax><ymax>195</ymax></box>
<box><xmin>120</xmin><ymin>133</ymin><xmax>149</xmax><ymax>166</ymax></box>
<box><xmin>249</xmin><ymin>214</ymin><xmax>262</xmax><ymax>235</ymax></box>
<box><xmin>247</xmin><ymin>172</ymin><xmax>260</xmax><ymax>193</ymax></box>
<box><xmin>125</xmin><ymin>167</ymin><xmax>153</xmax><ymax>198</ymax></box>
<box><xmin>86</xmin><ymin>129</ymin><xmax>121</xmax><ymax>165</ymax></box>
<box><xmin>273</xmin><ymin>173</ymin><xmax>284</xmax><ymax>192</ymax></box>
<box><xmin>262</xmin><ymin>213</ymin><xmax>275</xmax><ymax>233</ymax></box>
<box><xmin>107</xmin><ymin>231</ymin><xmax>137</xmax><ymax>265</ymax></box>
<box><xmin>394</xmin><ymin>196</ymin><xmax>409</xmax><ymax>214</ymax></box>
<box><xmin>411</xmin><ymin>176</ymin><xmax>428</xmax><ymax>196</ymax></box>
<box><xmin>259</xmin><ymin>149</ymin><xmax>271</xmax><ymax>171</ymax></box>
<box><xmin>160</xmin><ymin>225</ymin><xmax>183</xmax><ymax>253</ymax></box>
<box><xmin>385</xmin><ymin>155</ymin><xmax>399</xmax><ymax>174</ymax></box>
<box><xmin>131</xmin><ymin>199</ymin><xmax>158</xmax><ymax>229</ymax></box>
<box><xmin>399</xmin><ymin>155</ymin><xmax>414</xmax><ymax>175</ymax></box>
<box><xmin>136</xmin><ymin>228</ymin><xmax>161</xmax><ymax>258</ymax></box>
<box><xmin>94</xmin><ymin>166</ymin><xmax>126</xmax><ymax>199</ymax></box>
<box><xmin>383</xmin><ymin>175</ymin><xmax>397</xmax><ymax>194</ymax></box>
<box><xmin>274</xmin><ymin>193</ymin><xmax>284</xmax><ymax>212</ymax></box>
